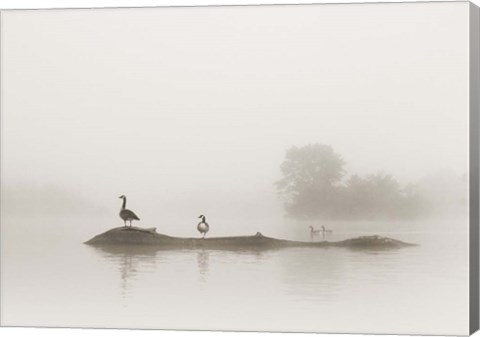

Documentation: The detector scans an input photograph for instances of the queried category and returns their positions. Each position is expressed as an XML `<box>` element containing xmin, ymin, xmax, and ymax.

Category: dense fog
<box><xmin>0</xmin><ymin>3</ymin><xmax>470</xmax><ymax>238</ymax></box>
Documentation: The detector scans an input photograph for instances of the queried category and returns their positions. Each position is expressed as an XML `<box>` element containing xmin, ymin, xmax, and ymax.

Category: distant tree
<box><xmin>276</xmin><ymin>144</ymin><xmax>431</xmax><ymax>221</ymax></box>
<box><xmin>365</xmin><ymin>173</ymin><xmax>402</xmax><ymax>217</ymax></box>
<box><xmin>344</xmin><ymin>174</ymin><xmax>374</xmax><ymax>218</ymax></box>
<box><xmin>275</xmin><ymin>144</ymin><xmax>345</xmax><ymax>219</ymax></box>
<box><xmin>344</xmin><ymin>172</ymin><xmax>427</xmax><ymax>219</ymax></box>
<box><xmin>400</xmin><ymin>183</ymin><xmax>429</xmax><ymax>218</ymax></box>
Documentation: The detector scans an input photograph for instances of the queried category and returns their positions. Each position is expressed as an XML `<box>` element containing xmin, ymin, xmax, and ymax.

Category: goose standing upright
<box><xmin>197</xmin><ymin>215</ymin><xmax>210</xmax><ymax>238</ymax></box>
<box><xmin>119</xmin><ymin>195</ymin><xmax>140</xmax><ymax>227</ymax></box>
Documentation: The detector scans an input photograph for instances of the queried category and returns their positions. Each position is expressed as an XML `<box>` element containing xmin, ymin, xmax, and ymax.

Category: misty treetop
<box><xmin>276</xmin><ymin>144</ymin><xmax>345</xmax><ymax>191</ymax></box>
<box><xmin>275</xmin><ymin>144</ymin><xmax>457</xmax><ymax>220</ymax></box>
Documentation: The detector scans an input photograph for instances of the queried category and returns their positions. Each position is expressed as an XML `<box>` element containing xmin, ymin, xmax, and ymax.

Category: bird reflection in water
<box><xmin>89</xmin><ymin>245</ymin><xmax>158</xmax><ymax>298</ymax></box>
<box><xmin>89</xmin><ymin>244</ymin><xmax>270</xmax><ymax>295</ymax></box>
<box><xmin>196</xmin><ymin>250</ymin><xmax>210</xmax><ymax>281</ymax></box>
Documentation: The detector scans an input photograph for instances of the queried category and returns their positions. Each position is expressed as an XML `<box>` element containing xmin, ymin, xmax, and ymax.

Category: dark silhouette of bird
<box><xmin>118</xmin><ymin>195</ymin><xmax>140</xmax><ymax>227</ymax></box>
<box><xmin>321</xmin><ymin>225</ymin><xmax>333</xmax><ymax>234</ymax></box>
<box><xmin>309</xmin><ymin>225</ymin><xmax>321</xmax><ymax>240</ymax></box>
<box><xmin>321</xmin><ymin>225</ymin><xmax>333</xmax><ymax>240</ymax></box>
<box><xmin>197</xmin><ymin>215</ymin><xmax>210</xmax><ymax>238</ymax></box>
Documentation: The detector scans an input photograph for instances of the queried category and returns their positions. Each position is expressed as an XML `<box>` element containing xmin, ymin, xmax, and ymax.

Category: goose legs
<box><xmin>123</xmin><ymin>220</ymin><xmax>133</xmax><ymax>228</ymax></box>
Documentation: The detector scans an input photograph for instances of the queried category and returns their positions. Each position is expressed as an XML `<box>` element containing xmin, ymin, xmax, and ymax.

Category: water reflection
<box><xmin>85</xmin><ymin>235</ymin><xmax>418</xmax><ymax>318</ymax></box>
<box><xmin>196</xmin><ymin>250</ymin><xmax>209</xmax><ymax>281</ymax></box>
<box><xmin>87</xmin><ymin>244</ymin><xmax>274</xmax><ymax>296</ymax></box>
<box><xmin>2</xmin><ymin>216</ymin><xmax>469</xmax><ymax>334</ymax></box>
<box><xmin>88</xmin><ymin>245</ymin><xmax>158</xmax><ymax>297</ymax></box>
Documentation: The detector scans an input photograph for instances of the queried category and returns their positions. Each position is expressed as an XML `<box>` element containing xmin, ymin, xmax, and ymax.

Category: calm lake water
<box><xmin>1</xmin><ymin>217</ymin><xmax>469</xmax><ymax>335</ymax></box>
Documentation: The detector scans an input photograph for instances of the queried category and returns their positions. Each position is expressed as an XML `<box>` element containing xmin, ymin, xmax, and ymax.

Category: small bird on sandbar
<box><xmin>118</xmin><ymin>195</ymin><xmax>140</xmax><ymax>227</ymax></box>
<box><xmin>321</xmin><ymin>225</ymin><xmax>333</xmax><ymax>234</ymax></box>
<box><xmin>197</xmin><ymin>214</ymin><xmax>210</xmax><ymax>238</ymax></box>
<box><xmin>309</xmin><ymin>225</ymin><xmax>321</xmax><ymax>240</ymax></box>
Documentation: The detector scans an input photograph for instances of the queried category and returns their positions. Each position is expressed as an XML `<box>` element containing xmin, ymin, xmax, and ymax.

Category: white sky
<box><xmin>0</xmin><ymin>2</ymin><xmax>471</xmax><ymax>230</ymax></box>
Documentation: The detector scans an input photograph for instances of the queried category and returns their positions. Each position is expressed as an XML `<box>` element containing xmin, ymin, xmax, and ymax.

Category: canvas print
<box><xmin>0</xmin><ymin>1</ymin><xmax>478</xmax><ymax>335</ymax></box>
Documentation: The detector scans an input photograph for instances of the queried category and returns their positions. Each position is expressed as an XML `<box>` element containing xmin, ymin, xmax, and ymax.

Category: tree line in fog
<box><xmin>275</xmin><ymin>144</ymin><xmax>467</xmax><ymax>220</ymax></box>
